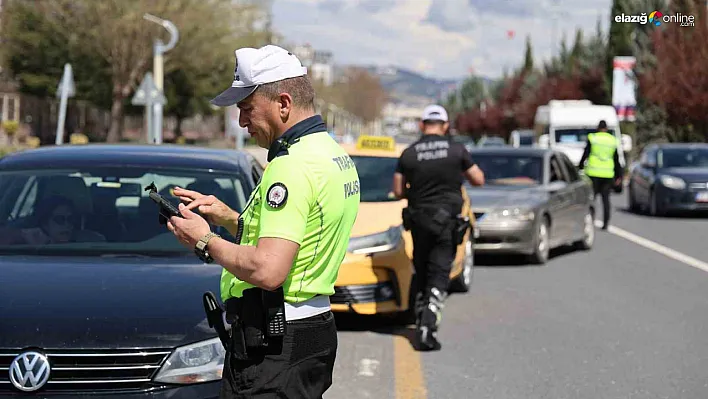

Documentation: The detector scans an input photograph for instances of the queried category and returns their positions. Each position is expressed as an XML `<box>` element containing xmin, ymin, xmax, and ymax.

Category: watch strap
<box><xmin>195</xmin><ymin>232</ymin><xmax>220</xmax><ymax>263</ymax></box>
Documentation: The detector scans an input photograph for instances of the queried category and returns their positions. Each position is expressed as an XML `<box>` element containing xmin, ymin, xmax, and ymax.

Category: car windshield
<box><xmin>350</xmin><ymin>155</ymin><xmax>399</xmax><ymax>202</ymax></box>
<box><xmin>0</xmin><ymin>167</ymin><xmax>249</xmax><ymax>256</ymax></box>
<box><xmin>555</xmin><ymin>128</ymin><xmax>615</xmax><ymax>143</ymax></box>
<box><xmin>470</xmin><ymin>154</ymin><xmax>543</xmax><ymax>186</ymax></box>
<box><xmin>660</xmin><ymin>148</ymin><xmax>708</xmax><ymax>168</ymax></box>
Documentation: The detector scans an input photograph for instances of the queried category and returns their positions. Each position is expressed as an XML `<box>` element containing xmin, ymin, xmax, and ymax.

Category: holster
<box><xmin>225</xmin><ymin>287</ymin><xmax>286</xmax><ymax>359</ymax></box>
<box><xmin>202</xmin><ymin>291</ymin><xmax>229</xmax><ymax>350</ymax></box>
<box><xmin>408</xmin><ymin>206</ymin><xmax>454</xmax><ymax>236</ymax></box>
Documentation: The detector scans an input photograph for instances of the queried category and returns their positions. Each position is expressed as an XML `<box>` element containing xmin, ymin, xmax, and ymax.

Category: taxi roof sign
<box><xmin>356</xmin><ymin>135</ymin><xmax>395</xmax><ymax>151</ymax></box>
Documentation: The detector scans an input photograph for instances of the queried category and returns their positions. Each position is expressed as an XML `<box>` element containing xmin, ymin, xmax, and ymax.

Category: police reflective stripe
<box><xmin>585</xmin><ymin>132</ymin><xmax>617</xmax><ymax>178</ymax></box>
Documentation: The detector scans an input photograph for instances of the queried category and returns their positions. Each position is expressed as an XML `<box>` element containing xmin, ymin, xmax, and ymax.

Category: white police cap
<box><xmin>210</xmin><ymin>45</ymin><xmax>308</xmax><ymax>107</ymax></box>
<box><xmin>421</xmin><ymin>104</ymin><xmax>449</xmax><ymax>122</ymax></box>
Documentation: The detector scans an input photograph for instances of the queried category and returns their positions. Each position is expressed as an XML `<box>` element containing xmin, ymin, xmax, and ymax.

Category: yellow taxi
<box><xmin>331</xmin><ymin>135</ymin><xmax>475</xmax><ymax>322</ymax></box>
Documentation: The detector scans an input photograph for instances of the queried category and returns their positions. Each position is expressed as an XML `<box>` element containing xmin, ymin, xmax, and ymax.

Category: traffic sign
<box><xmin>56</xmin><ymin>63</ymin><xmax>75</xmax><ymax>98</ymax></box>
<box><xmin>55</xmin><ymin>63</ymin><xmax>75</xmax><ymax>145</ymax></box>
<box><xmin>131</xmin><ymin>72</ymin><xmax>166</xmax><ymax>106</ymax></box>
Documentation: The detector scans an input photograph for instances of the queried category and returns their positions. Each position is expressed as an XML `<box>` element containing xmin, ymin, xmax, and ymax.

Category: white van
<box><xmin>534</xmin><ymin>100</ymin><xmax>632</xmax><ymax>167</ymax></box>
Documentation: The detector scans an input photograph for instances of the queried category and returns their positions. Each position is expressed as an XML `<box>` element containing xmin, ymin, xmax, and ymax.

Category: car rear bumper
<box><xmin>474</xmin><ymin>220</ymin><xmax>536</xmax><ymax>254</ymax></box>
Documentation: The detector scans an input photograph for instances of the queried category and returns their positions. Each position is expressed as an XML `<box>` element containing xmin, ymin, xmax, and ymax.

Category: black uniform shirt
<box><xmin>395</xmin><ymin>134</ymin><xmax>475</xmax><ymax>214</ymax></box>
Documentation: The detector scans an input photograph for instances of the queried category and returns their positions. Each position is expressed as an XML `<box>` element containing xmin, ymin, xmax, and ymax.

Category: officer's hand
<box><xmin>167</xmin><ymin>203</ymin><xmax>211</xmax><ymax>248</ymax></box>
<box><xmin>173</xmin><ymin>187</ymin><xmax>239</xmax><ymax>227</ymax></box>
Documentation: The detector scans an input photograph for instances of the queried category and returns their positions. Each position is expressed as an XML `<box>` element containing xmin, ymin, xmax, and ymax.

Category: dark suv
<box><xmin>0</xmin><ymin>145</ymin><xmax>264</xmax><ymax>397</ymax></box>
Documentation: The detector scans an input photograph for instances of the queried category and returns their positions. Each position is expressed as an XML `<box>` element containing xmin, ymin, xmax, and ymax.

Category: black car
<box><xmin>0</xmin><ymin>144</ymin><xmax>264</xmax><ymax>397</ymax></box>
<box><xmin>465</xmin><ymin>147</ymin><xmax>595</xmax><ymax>264</ymax></box>
<box><xmin>628</xmin><ymin>143</ymin><xmax>708</xmax><ymax>215</ymax></box>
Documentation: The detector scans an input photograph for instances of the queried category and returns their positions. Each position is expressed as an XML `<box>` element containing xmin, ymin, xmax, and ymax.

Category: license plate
<box><xmin>696</xmin><ymin>192</ymin><xmax>708</xmax><ymax>202</ymax></box>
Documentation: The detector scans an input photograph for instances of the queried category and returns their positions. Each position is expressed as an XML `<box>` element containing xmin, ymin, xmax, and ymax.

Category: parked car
<box><xmin>466</xmin><ymin>147</ymin><xmax>595</xmax><ymax>264</ymax></box>
<box><xmin>477</xmin><ymin>135</ymin><xmax>507</xmax><ymax>147</ymax></box>
<box><xmin>510</xmin><ymin>129</ymin><xmax>536</xmax><ymax>148</ymax></box>
<box><xmin>628</xmin><ymin>143</ymin><xmax>708</xmax><ymax>215</ymax></box>
<box><xmin>0</xmin><ymin>144</ymin><xmax>265</xmax><ymax>397</ymax></box>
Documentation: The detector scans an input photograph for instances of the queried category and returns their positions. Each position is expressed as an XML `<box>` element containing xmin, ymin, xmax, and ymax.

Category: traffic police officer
<box><xmin>392</xmin><ymin>105</ymin><xmax>484</xmax><ymax>351</ymax></box>
<box><xmin>578</xmin><ymin>120</ymin><xmax>623</xmax><ymax>230</ymax></box>
<box><xmin>167</xmin><ymin>44</ymin><xmax>360</xmax><ymax>398</ymax></box>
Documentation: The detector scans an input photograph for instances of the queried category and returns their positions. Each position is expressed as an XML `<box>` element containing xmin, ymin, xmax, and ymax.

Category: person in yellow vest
<box><xmin>166</xmin><ymin>45</ymin><xmax>360</xmax><ymax>398</ymax></box>
<box><xmin>578</xmin><ymin>120</ymin><xmax>623</xmax><ymax>230</ymax></box>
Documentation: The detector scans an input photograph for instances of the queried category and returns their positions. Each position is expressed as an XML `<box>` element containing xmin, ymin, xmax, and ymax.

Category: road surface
<box><xmin>326</xmin><ymin>191</ymin><xmax>708</xmax><ymax>399</ymax></box>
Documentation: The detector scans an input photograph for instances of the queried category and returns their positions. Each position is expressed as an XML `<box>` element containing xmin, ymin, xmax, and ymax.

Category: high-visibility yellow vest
<box><xmin>585</xmin><ymin>132</ymin><xmax>617</xmax><ymax>178</ymax></box>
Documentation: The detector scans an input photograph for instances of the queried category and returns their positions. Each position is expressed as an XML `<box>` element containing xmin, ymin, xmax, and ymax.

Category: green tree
<box><xmin>1</xmin><ymin>0</ymin><xmax>265</xmax><ymax>142</ymax></box>
<box><xmin>444</xmin><ymin>76</ymin><xmax>488</xmax><ymax>119</ymax></box>
<box><xmin>523</xmin><ymin>35</ymin><xmax>534</xmax><ymax>73</ymax></box>
<box><xmin>569</xmin><ymin>29</ymin><xmax>584</xmax><ymax>70</ymax></box>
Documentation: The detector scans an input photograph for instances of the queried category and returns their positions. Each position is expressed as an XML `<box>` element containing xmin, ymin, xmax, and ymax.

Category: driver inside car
<box><xmin>0</xmin><ymin>195</ymin><xmax>105</xmax><ymax>245</ymax></box>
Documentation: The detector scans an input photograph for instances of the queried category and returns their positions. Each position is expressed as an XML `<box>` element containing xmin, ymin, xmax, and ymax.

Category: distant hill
<box><xmin>354</xmin><ymin>66</ymin><xmax>495</xmax><ymax>106</ymax></box>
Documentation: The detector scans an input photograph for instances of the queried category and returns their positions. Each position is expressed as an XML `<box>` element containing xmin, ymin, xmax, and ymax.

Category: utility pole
<box><xmin>143</xmin><ymin>13</ymin><xmax>179</xmax><ymax>145</ymax></box>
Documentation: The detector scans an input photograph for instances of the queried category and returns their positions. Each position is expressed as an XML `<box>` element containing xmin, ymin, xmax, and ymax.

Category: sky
<box><xmin>271</xmin><ymin>0</ymin><xmax>613</xmax><ymax>81</ymax></box>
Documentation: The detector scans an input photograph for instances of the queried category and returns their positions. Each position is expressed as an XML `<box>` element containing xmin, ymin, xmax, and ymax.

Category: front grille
<box><xmin>689</xmin><ymin>182</ymin><xmax>708</xmax><ymax>191</ymax></box>
<box><xmin>332</xmin><ymin>282</ymin><xmax>395</xmax><ymax>304</ymax></box>
<box><xmin>0</xmin><ymin>349</ymin><xmax>171</xmax><ymax>393</ymax></box>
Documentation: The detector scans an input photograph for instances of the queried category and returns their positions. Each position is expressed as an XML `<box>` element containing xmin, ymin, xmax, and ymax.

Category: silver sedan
<box><xmin>466</xmin><ymin>147</ymin><xmax>596</xmax><ymax>264</ymax></box>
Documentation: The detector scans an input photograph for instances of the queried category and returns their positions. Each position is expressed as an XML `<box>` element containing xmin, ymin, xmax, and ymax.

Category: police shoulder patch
<box><xmin>266</xmin><ymin>182</ymin><xmax>288</xmax><ymax>208</ymax></box>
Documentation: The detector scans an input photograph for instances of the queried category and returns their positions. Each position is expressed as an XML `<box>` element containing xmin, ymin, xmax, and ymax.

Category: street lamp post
<box><xmin>143</xmin><ymin>13</ymin><xmax>179</xmax><ymax>144</ymax></box>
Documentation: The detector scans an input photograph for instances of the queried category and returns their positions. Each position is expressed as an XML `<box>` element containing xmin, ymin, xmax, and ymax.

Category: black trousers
<box><xmin>591</xmin><ymin>176</ymin><xmax>614</xmax><ymax>226</ymax></box>
<box><xmin>410</xmin><ymin>220</ymin><xmax>455</xmax><ymax>301</ymax></box>
<box><xmin>220</xmin><ymin>311</ymin><xmax>337</xmax><ymax>398</ymax></box>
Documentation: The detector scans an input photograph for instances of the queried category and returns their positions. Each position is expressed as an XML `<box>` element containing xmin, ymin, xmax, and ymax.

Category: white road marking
<box><xmin>357</xmin><ymin>358</ymin><xmax>380</xmax><ymax>377</ymax></box>
<box><xmin>595</xmin><ymin>220</ymin><xmax>708</xmax><ymax>273</ymax></box>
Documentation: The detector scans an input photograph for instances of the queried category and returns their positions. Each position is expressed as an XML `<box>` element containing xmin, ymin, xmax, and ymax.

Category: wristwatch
<box><xmin>195</xmin><ymin>232</ymin><xmax>220</xmax><ymax>264</ymax></box>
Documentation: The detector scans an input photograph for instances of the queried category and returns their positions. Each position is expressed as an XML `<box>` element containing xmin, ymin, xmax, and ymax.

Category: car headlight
<box><xmin>484</xmin><ymin>207</ymin><xmax>535</xmax><ymax>221</ymax></box>
<box><xmin>153</xmin><ymin>338</ymin><xmax>225</xmax><ymax>384</ymax></box>
<box><xmin>347</xmin><ymin>226</ymin><xmax>402</xmax><ymax>255</ymax></box>
<box><xmin>659</xmin><ymin>175</ymin><xmax>686</xmax><ymax>190</ymax></box>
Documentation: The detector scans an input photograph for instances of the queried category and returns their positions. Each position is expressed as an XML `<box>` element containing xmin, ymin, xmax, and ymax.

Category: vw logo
<box><xmin>8</xmin><ymin>351</ymin><xmax>51</xmax><ymax>392</ymax></box>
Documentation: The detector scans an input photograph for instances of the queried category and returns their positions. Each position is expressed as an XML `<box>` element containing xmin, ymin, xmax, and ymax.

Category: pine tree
<box><xmin>570</xmin><ymin>29</ymin><xmax>584</xmax><ymax>69</ymax></box>
<box><xmin>523</xmin><ymin>35</ymin><xmax>534</xmax><ymax>73</ymax></box>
